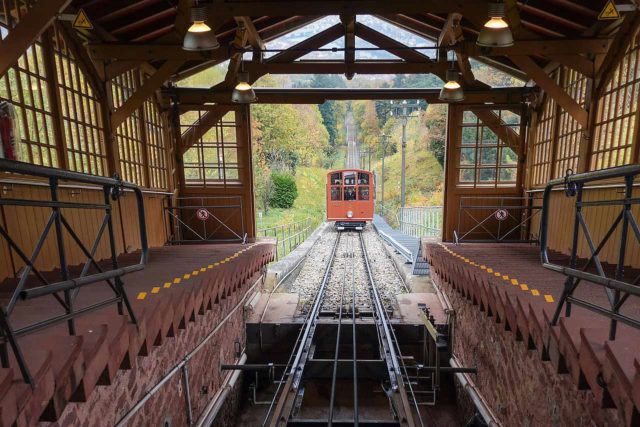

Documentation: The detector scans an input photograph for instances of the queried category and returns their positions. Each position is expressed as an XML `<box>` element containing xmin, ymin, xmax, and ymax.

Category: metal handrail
<box><xmin>257</xmin><ymin>217</ymin><xmax>318</xmax><ymax>261</ymax></box>
<box><xmin>540</xmin><ymin>164</ymin><xmax>640</xmax><ymax>340</ymax></box>
<box><xmin>0</xmin><ymin>158</ymin><xmax>147</xmax><ymax>385</ymax></box>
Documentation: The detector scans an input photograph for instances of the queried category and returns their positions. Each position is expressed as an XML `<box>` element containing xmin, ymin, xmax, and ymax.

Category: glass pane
<box><xmin>331</xmin><ymin>172</ymin><xmax>342</xmax><ymax>185</ymax></box>
<box><xmin>480</xmin><ymin>148</ymin><xmax>497</xmax><ymax>165</ymax></box>
<box><xmin>479</xmin><ymin>168</ymin><xmax>496</xmax><ymax>182</ymax></box>
<box><xmin>344</xmin><ymin>186</ymin><xmax>356</xmax><ymax>201</ymax></box>
<box><xmin>331</xmin><ymin>186</ymin><xmax>342</xmax><ymax>201</ymax></box>
<box><xmin>461</xmin><ymin>127</ymin><xmax>477</xmax><ymax>144</ymax></box>
<box><xmin>459</xmin><ymin>148</ymin><xmax>476</xmax><ymax>165</ymax></box>
<box><xmin>501</xmin><ymin>148</ymin><xmax>517</xmax><ymax>165</ymax></box>
<box><xmin>481</xmin><ymin>128</ymin><xmax>497</xmax><ymax>144</ymax></box>
<box><xmin>463</xmin><ymin>111</ymin><xmax>477</xmax><ymax>124</ymax></box>
<box><xmin>343</xmin><ymin>171</ymin><xmax>356</xmax><ymax>186</ymax></box>
<box><xmin>499</xmin><ymin>168</ymin><xmax>517</xmax><ymax>182</ymax></box>
<box><xmin>358</xmin><ymin>186</ymin><xmax>370</xmax><ymax>200</ymax></box>
<box><xmin>459</xmin><ymin>168</ymin><xmax>475</xmax><ymax>183</ymax></box>
<box><xmin>358</xmin><ymin>172</ymin><xmax>369</xmax><ymax>185</ymax></box>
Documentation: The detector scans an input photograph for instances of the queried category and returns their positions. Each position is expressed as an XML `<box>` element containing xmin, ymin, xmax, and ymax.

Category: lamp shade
<box><xmin>477</xmin><ymin>2</ymin><xmax>514</xmax><ymax>48</ymax></box>
<box><xmin>232</xmin><ymin>71</ymin><xmax>257</xmax><ymax>103</ymax></box>
<box><xmin>439</xmin><ymin>69</ymin><xmax>465</xmax><ymax>102</ymax></box>
<box><xmin>183</xmin><ymin>6</ymin><xmax>220</xmax><ymax>51</ymax></box>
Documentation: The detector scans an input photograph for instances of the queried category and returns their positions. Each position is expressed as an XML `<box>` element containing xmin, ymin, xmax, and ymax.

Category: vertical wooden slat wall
<box><xmin>0</xmin><ymin>21</ymin><xmax>174</xmax><ymax>282</ymax></box>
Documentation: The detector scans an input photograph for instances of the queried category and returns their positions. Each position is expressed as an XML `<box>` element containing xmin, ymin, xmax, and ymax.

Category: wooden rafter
<box><xmin>267</xmin><ymin>23</ymin><xmax>343</xmax><ymax>63</ymax></box>
<box><xmin>87</xmin><ymin>43</ymin><xmax>233</xmax><ymax>61</ymax></box>
<box><xmin>0</xmin><ymin>0</ymin><xmax>72</xmax><ymax>77</ymax></box>
<box><xmin>595</xmin><ymin>11</ymin><xmax>640</xmax><ymax>98</ymax></box>
<box><xmin>235</xmin><ymin>16</ymin><xmax>265</xmax><ymax>63</ymax></box>
<box><xmin>168</xmin><ymin>87</ymin><xmax>531</xmax><ymax>106</ymax></box>
<box><xmin>511</xmin><ymin>55</ymin><xmax>588</xmax><ymax>127</ymax></box>
<box><xmin>355</xmin><ymin>23</ymin><xmax>435</xmax><ymax>64</ymax></box>
<box><xmin>470</xmin><ymin>108</ymin><xmax>520</xmax><ymax>151</ymax></box>
<box><xmin>342</xmin><ymin>15</ymin><xmax>356</xmax><ymax>79</ymax></box>
<box><xmin>111</xmin><ymin>60</ymin><xmax>184</xmax><ymax>132</ymax></box>
<box><xmin>439</xmin><ymin>13</ymin><xmax>489</xmax><ymax>89</ymax></box>
<box><xmin>246</xmin><ymin>61</ymin><xmax>448</xmax><ymax>76</ymax></box>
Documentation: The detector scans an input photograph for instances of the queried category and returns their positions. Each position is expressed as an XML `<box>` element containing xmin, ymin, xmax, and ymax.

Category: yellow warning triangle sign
<box><xmin>72</xmin><ymin>9</ymin><xmax>93</xmax><ymax>30</ymax></box>
<box><xmin>599</xmin><ymin>0</ymin><xmax>620</xmax><ymax>20</ymax></box>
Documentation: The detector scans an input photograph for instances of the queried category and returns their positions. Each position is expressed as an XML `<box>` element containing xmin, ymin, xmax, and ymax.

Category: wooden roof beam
<box><xmin>246</xmin><ymin>61</ymin><xmax>449</xmax><ymax>76</ymax></box>
<box><xmin>267</xmin><ymin>23</ymin><xmax>344</xmax><ymax>63</ymax></box>
<box><xmin>110</xmin><ymin>60</ymin><xmax>184</xmax><ymax>132</ymax></box>
<box><xmin>342</xmin><ymin>15</ymin><xmax>356</xmax><ymax>79</ymax></box>
<box><xmin>0</xmin><ymin>0</ymin><xmax>72</xmax><ymax>78</ymax></box>
<box><xmin>355</xmin><ymin>22</ymin><xmax>436</xmax><ymax>64</ymax></box>
<box><xmin>510</xmin><ymin>55</ymin><xmax>588</xmax><ymax>127</ymax></box>
<box><xmin>87</xmin><ymin>43</ymin><xmax>233</xmax><ymax>61</ymax></box>
<box><xmin>168</xmin><ymin>87</ymin><xmax>531</xmax><ymax>105</ymax></box>
<box><xmin>439</xmin><ymin>13</ymin><xmax>489</xmax><ymax>89</ymax></box>
<box><xmin>595</xmin><ymin>11</ymin><xmax>640</xmax><ymax>98</ymax></box>
<box><xmin>212</xmin><ymin>1</ymin><xmax>481</xmax><ymax>19</ymax></box>
<box><xmin>180</xmin><ymin>105</ymin><xmax>231</xmax><ymax>153</ymax></box>
<box><xmin>235</xmin><ymin>16</ymin><xmax>265</xmax><ymax>51</ymax></box>
<box><xmin>470</xmin><ymin>108</ymin><xmax>520</xmax><ymax>151</ymax></box>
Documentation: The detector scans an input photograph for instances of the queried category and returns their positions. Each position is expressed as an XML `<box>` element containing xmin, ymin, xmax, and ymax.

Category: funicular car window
<box><xmin>331</xmin><ymin>172</ymin><xmax>342</xmax><ymax>185</ymax></box>
<box><xmin>344</xmin><ymin>186</ymin><xmax>357</xmax><ymax>201</ymax></box>
<box><xmin>331</xmin><ymin>186</ymin><xmax>342</xmax><ymax>201</ymax></box>
<box><xmin>343</xmin><ymin>171</ymin><xmax>356</xmax><ymax>186</ymax></box>
<box><xmin>358</xmin><ymin>186</ymin><xmax>369</xmax><ymax>200</ymax></box>
<box><xmin>358</xmin><ymin>173</ymin><xmax>369</xmax><ymax>185</ymax></box>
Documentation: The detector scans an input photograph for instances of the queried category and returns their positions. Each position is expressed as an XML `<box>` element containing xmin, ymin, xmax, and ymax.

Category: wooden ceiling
<box><xmin>70</xmin><ymin>0</ymin><xmax>627</xmax><ymax>81</ymax></box>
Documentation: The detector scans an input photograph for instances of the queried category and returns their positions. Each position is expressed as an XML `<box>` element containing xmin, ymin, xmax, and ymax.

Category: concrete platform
<box><xmin>0</xmin><ymin>241</ymin><xmax>275</xmax><ymax>426</ymax></box>
<box><xmin>423</xmin><ymin>240</ymin><xmax>640</xmax><ymax>426</ymax></box>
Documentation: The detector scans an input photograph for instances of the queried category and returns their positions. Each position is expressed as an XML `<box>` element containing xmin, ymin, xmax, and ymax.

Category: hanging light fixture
<box><xmin>183</xmin><ymin>4</ymin><xmax>220</xmax><ymax>51</ymax></box>
<box><xmin>477</xmin><ymin>1</ymin><xmax>514</xmax><ymax>48</ymax></box>
<box><xmin>232</xmin><ymin>62</ymin><xmax>257</xmax><ymax>103</ymax></box>
<box><xmin>439</xmin><ymin>67</ymin><xmax>464</xmax><ymax>102</ymax></box>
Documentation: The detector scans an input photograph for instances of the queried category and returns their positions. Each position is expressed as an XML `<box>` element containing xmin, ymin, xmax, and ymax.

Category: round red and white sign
<box><xmin>494</xmin><ymin>209</ymin><xmax>508</xmax><ymax>221</ymax></box>
<box><xmin>196</xmin><ymin>208</ymin><xmax>210</xmax><ymax>221</ymax></box>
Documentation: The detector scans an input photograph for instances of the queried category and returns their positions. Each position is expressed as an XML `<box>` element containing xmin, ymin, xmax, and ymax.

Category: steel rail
<box><xmin>352</xmin><ymin>234</ymin><xmax>359</xmax><ymax>427</ymax></box>
<box><xmin>359</xmin><ymin>233</ymin><xmax>418</xmax><ymax>427</ymax></box>
<box><xmin>328</xmin><ymin>234</ymin><xmax>350</xmax><ymax>426</ymax></box>
<box><xmin>264</xmin><ymin>232</ymin><xmax>342</xmax><ymax>427</ymax></box>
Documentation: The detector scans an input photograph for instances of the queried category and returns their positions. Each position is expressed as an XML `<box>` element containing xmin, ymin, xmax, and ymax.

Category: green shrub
<box><xmin>270</xmin><ymin>172</ymin><xmax>298</xmax><ymax>208</ymax></box>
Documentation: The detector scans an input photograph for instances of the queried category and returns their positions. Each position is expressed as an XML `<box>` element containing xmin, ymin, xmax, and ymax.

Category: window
<box><xmin>344</xmin><ymin>186</ymin><xmax>356</xmax><ymax>201</ymax></box>
<box><xmin>358</xmin><ymin>186</ymin><xmax>370</xmax><ymax>200</ymax></box>
<box><xmin>457</xmin><ymin>110</ymin><xmax>518</xmax><ymax>188</ymax></box>
<box><xmin>591</xmin><ymin>36</ymin><xmax>640</xmax><ymax>170</ymax></box>
<box><xmin>554</xmin><ymin>69</ymin><xmax>587</xmax><ymax>178</ymax></box>
<box><xmin>0</xmin><ymin>14</ymin><xmax>57</xmax><ymax>166</ymax></box>
<box><xmin>143</xmin><ymin>99</ymin><xmax>168</xmax><ymax>189</ymax></box>
<box><xmin>331</xmin><ymin>186</ymin><xmax>341</xmax><ymax>201</ymax></box>
<box><xmin>530</xmin><ymin>73</ymin><xmax>559</xmax><ymax>186</ymax></box>
<box><xmin>111</xmin><ymin>70</ymin><xmax>146</xmax><ymax>186</ymax></box>
<box><xmin>52</xmin><ymin>25</ymin><xmax>106</xmax><ymax>176</ymax></box>
<box><xmin>182</xmin><ymin>110</ymin><xmax>241</xmax><ymax>187</ymax></box>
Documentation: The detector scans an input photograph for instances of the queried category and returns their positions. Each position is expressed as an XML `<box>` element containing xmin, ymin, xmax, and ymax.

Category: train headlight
<box><xmin>347</xmin><ymin>211</ymin><xmax>353</xmax><ymax>218</ymax></box>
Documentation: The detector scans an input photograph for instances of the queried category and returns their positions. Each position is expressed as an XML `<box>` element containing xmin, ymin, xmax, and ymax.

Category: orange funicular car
<box><xmin>326</xmin><ymin>169</ymin><xmax>375</xmax><ymax>230</ymax></box>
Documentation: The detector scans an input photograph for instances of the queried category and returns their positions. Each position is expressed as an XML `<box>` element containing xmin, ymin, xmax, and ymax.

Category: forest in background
<box><xmin>178</xmin><ymin>56</ymin><xmax>522</xmax><ymax>229</ymax></box>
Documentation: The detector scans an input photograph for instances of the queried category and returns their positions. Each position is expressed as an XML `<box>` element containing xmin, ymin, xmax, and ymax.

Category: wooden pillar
<box><xmin>237</xmin><ymin>104</ymin><xmax>256</xmax><ymax>239</ymax></box>
<box><xmin>442</xmin><ymin>104</ymin><xmax>461</xmax><ymax>242</ymax></box>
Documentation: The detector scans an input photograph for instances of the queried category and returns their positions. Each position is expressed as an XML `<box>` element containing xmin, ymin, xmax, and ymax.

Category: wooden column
<box><xmin>237</xmin><ymin>104</ymin><xmax>256</xmax><ymax>239</ymax></box>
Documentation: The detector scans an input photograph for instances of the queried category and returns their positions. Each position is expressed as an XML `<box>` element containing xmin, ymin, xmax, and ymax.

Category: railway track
<box><xmin>263</xmin><ymin>229</ymin><xmax>422</xmax><ymax>426</ymax></box>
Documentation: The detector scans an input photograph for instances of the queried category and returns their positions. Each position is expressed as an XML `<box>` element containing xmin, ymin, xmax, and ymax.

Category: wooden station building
<box><xmin>0</xmin><ymin>0</ymin><xmax>638</xmax><ymax>426</ymax></box>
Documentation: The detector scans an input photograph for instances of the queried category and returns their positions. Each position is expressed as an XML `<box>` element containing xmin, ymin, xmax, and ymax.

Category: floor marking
<box><xmin>137</xmin><ymin>292</ymin><xmax>147</xmax><ymax>300</ymax></box>
<box><xmin>183</xmin><ymin>273</ymin><xmax>191</xmax><ymax>279</ymax></box>
<box><xmin>192</xmin><ymin>270</ymin><xmax>199</xmax><ymax>276</ymax></box>
<box><xmin>174</xmin><ymin>278</ymin><xmax>181</xmax><ymax>284</ymax></box>
<box><xmin>164</xmin><ymin>282</ymin><xmax>172</xmax><ymax>288</ymax></box>
<box><xmin>151</xmin><ymin>287</ymin><xmax>160</xmax><ymax>294</ymax></box>
<box><xmin>440</xmin><ymin>243</ymin><xmax>554</xmax><ymax>304</ymax></box>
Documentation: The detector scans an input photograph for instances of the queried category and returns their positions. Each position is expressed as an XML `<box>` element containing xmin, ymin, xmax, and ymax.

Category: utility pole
<box><xmin>400</xmin><ymin>114</ymin><xmax>408</xmax><ymax>208</ymax></box>
<box><xmin>380</xmin><ymin>133</ymin><xmax>388</xmax><ymax>210</ymax></box>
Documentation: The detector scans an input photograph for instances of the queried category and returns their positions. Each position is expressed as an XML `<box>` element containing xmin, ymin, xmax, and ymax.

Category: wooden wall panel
<box><xmin>529</xmin><ymin>186</ymin><xmax>640</xmax><ymax>268</ymax></box>
<box><xmin>0</xmin><ymin>182</ymin><xmax>169</xmax><ymax>282</ymax></box>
